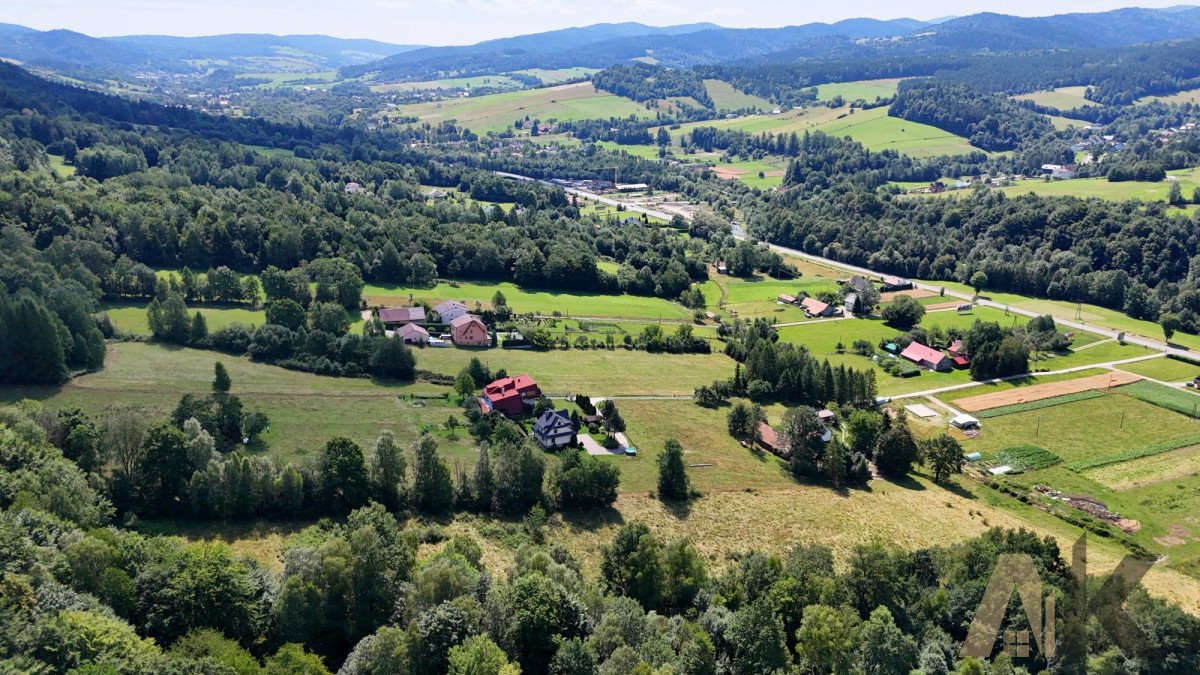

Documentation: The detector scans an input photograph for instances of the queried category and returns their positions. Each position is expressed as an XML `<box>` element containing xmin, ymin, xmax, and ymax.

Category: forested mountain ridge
<box><xmin>0</xmin><ymin>24</ymin><xmax>421</xmax><ymax>78</ymax></box>
<box><xmin>346</xmin><ymin>6</ymin><xmax>1200</xmax><ymax>82</ymax></box>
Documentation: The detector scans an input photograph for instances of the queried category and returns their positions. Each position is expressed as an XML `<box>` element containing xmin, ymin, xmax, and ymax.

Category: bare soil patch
<box><xmin>711</xmin><ymin>165</ymin><xmax>748</xmax><ymax>179</ymax></box>
<box><xmin>881</xmin><ymin>288</ymin><xmax>936</xmax><ymax>302</ymax></box>
<box><xmin>925</xmin><ymin>301</ymin><xmax>965</xmax><ymax>311</ymax></box>
<box><xmin>956</xmin><ymin>371</ymin><xmax>1142</xmax><ymax>412</ymax></box>
<box><xmin>1156</xmin><ymin>524</ymin><xmax>1191</xmax><ymax>547</ymax></box>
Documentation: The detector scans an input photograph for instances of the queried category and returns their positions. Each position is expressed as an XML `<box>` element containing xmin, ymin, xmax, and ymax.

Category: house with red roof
<box><xmin>450</xmin><ymin>314</ymin><xmax>489</xmax><ymax>347</ymax></box>
<box><xmin>480</xmin><ymin>374</ymin><xmax>540</xmax><ymax>416</ymax></box>
<box><xmin>800</xmin><ymin>296</ymin><xmax>836</xmax><ymax>318</ymax></box>
<box><xmin>757</xmin><ymin>422</ymin><xmax>791</xmax><ymax>458</ymax></box>
<box><xmin>379</xmin><ymin>306</ymin><xmax>426</xmax><ymax>326</ymax></box>
<box><xmin>900</xmin><ymin>342</ymin><xmax>953</xmax><ymax>372</ymax></box>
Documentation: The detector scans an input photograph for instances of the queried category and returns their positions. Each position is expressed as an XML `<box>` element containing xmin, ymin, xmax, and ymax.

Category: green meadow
<box><xmin>703</xmin><ymin>79</ymin><xmax>773</xmax><ymax>110</ymax></box>
<box><xmin>363</xmin><ymin>280</ymin><xmax>693</xmax><ymax>320</ymax></box>
<box><xmin>396</xmin><ymin>82</ymin><xmax>651</xmax><ymax>133</ymax></box>
<box><xmin>815</xmin><ymin>78</ymin><xmax>902</xmax><ymax>103</ymax></box>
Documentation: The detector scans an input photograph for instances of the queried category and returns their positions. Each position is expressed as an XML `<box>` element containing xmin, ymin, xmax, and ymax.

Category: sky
<box><xmin>2</xmin><ymin>0</ymin><xmax>1193</xmax><ymax>45</ymax></box>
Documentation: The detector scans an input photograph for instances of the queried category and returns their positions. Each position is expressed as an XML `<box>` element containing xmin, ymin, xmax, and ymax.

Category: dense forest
<box><xmin>3</xmin><ymin>399</ymin><xmax>1198</xmax><ymax>673</ymax></box>
<box><xmin>889</xmin><ymin>80</ymin><xmax>1055</xmax><ymax>152</ymax></box>
<box><xmin>0</xmin><ymin>62</ymin><xmax>741</xmax><ymax>383</ymax></box>
<box><xmin>592</xmin><ymin>63</ymin><xmax>714</xmax><ymax>109</ymax></box>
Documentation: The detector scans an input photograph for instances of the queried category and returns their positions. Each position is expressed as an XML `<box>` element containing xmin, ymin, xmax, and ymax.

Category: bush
<box><xmin>746</xmin><ymin>379</ymin><xmax>774</xmax><ymax>401</ymax></box>
<box><xmin>208</xmin><ymin>324</ymin><xmax>252</xmax><ymax>354</ymax></box>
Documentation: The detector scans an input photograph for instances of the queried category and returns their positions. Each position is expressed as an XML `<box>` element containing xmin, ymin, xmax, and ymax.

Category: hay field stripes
<box><xmin>954</xmin><ymin>370</ymin><xmax>1142</xmax><ymax>412</ymax></box>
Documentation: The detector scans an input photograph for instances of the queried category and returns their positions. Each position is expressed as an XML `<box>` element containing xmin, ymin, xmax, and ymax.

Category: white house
<box><xmin>1041</xmin><ymin>164</ymin><xmax>1077</xmax><ymax>180</ymax></box>
<box><xmin>432</xmin><ymin>300</ymin><xmax>469</xmax><ymax>323</ymax></box>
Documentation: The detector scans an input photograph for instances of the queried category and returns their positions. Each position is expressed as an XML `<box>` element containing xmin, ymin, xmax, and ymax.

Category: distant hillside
<box><xmin>0</xmin><ymin>25</ymin><xmax>421</xmax><ymax>79</ymax></box>
<box><xmin>345</xmin><ymin>18</ymin><xmax>925</xmax><ymax>81</ymax></box>
<box><xmin>109</xmin><ymin>33</ymin><xmax>422</xmax><ymax>67</ymax></box>
<box><xmin>349</xmin><ymin>6</ymin><xmax>1200</xmax><ymax>82</ymax></box>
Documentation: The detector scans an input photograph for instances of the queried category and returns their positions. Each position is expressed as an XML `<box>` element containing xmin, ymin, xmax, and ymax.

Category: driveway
<box><xmin>579</xmin><ymin>433</ymin><xmax>626</xmax><ymax>456</ymax></box>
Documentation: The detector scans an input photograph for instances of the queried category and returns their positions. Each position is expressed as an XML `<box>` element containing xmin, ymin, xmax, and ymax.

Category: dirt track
<box><xmin>955</xmin><ymin>371</ymin><xmax>1143</xmax><ymax>412</ymax></box>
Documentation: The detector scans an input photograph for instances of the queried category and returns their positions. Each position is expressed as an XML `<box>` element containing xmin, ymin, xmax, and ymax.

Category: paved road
<box><xmin>500</xmin><ymin>171</ymin><xmax>1189</xmax><ymax>360</ymax></box>
<box><xmin>753</xmin><ymin>236</ymin><xmax>1190</xmax><ymax>359</ymax></box>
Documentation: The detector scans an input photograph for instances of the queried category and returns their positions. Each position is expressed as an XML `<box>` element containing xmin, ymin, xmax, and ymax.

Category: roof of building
<box><xmin>533</xmin><ymin>409</ymin><xmax>573</xmax><ymax>437</ymax></box>
<box><xmin>948</xmin><ymin>339</ymin><xmax>965</xmax><ymax>354</ymax></box>
<box><xmin>882</xmin><ymin>275</ymin><xmax>909</xmax><ymax>286</ymax></box>
<box><xmin>434</xmin><ymin>300</ymin><xmax>468</xmax><ymax>315</ymax></box>
<box><xmin>817</xmin><ymin>409</ymin><xmax>836</xmax><ymax>421</ymax></box>
<box><xmin>397</xmin><ymin>323</ymin><xmax>429</xmax><ymax>339</ymax></box>
<box><xmin>951</xmin><ymin>413</ymin><xmax>981</xmax><ymax>427</ymax></box>
<box><xmin>484</xmin><ymin>374</ymin><xmax>537</xmax><ymax>397</ymax></box>
<box><xmin>848</xmin><ymin>276</ymin><xmax>872</xmax><ymax>292</ymax></box>
<box><xmin>778</xmin><ymin>294</ymin><xmax>797</xmax><ymax>304</ymax></box>
<box><xmin>900</xmin><ymin>342</ymin><xmax>948</xmax><ymax>365</ymax></box>
<box><xmin>952</xmin><ymin>355</ymin><xmax>970</xmax><ymax>367</ymax></box>
<box><xmin>757</xmin><ymin>422</ymin><xmax>789</xmax><ymax>451</ymax></box>
<box><xmin>379</xmin><ymin>306</ymin><xmax>425</xmax><ymax>323</ymax></box>
<box><xmin>800</xmin><ymin>297</ymin><xmax>830</xmax><ymax>315</ymax></box>
<box><xmin>450</xmin><ymin>314</ymin><xmax>485</xmax><ymax>328</ymax></box>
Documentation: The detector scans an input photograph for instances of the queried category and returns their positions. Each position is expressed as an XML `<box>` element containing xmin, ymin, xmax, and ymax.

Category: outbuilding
<box><xmin>950</xmin><ymin>414</ymin><xmax>981</xmax><ymax>430</ymax></box>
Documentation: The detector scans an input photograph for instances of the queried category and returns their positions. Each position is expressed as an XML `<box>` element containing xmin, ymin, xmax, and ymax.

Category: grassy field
<box><xmin>396</xmin><ymin>82</ymin><xmax>651</xmax><ymax>133</ymax></box>
<box><xmin>661</xmin><ymin>105</ymin><xmax>983</xmax><ymax>158</ymax></box>
<box><xmin>710</xmin><ymin>157</ymin><xmax>790</xmax><ymax>189</ymax></box>
<box><xmin>714</xmin><ymin>272</ymin><xmax>842</xmax><ymax>322</ymax></box>
<box><xmin>595</xmin><ymin>141</ymin><xmax>663</xmax><ymax>160</ymax></box>
<box><xmin>704</xmin><ymin>79</ymin><xmax>773</xmax><ymax>111</ymax></box>
<box><xmin>774</xmin><ymin>305</ymin><xmax>1149</xmax><ymax>396</ymax></box>
<box><xmin>1013</xmin><ymin>86</ymin><xmax>1093</xmax><ymax>109</ymax></box>
<box><xmin>0</xmin><ymin>342</ymin><xmax>474</xmax><ymax>466</ymax></box>
<box><xmin>363</xmin><ymin>280</ymin><xmax>693</xmax><ymax>320</ymax></box>
<box><xmin>47</xmin><ymin>153</ymin><xmax>75</xmax><ymax>177</ymax></box>
<box><xmin>1117</xmin><ymin>357</ymin><xmax>1200</xmax><ymax>382</ymax></box>
<box><xmin>236</xmin><ymin>70</ymin><xmax>338</xmax><ymax>89</ymax></box>
<box><xmin>808</xmin><ymin>106</ymin><xmax>982</xmax><ymax>158</ymax></box>
<box><xmin>1137</xmin><ymin>87</ymin><xmax>1200</xmax><ymax>105</ymax></box>
<box><xmin>102</xmin><ymin>301</ymin><xmax>267</xmax><ymax>335</ymax></box>
<box><xmin>515</xmin><ymin>67</ymin><xmax>599</xmax><ymax>83</ymax></box>
<box><xmin>919</xmin><ymin>278</ymin><xmax>1200</xmax><ymax>353</ymax></box>
<box><xmin>1046</xmin><ymin>114</ymin><xmax>1088</xmax><ymax>131</ymax></box>
<box><xmin>372</xmin><ymin>75</ymin><xmax>522</xmax><ymax>92</ymax></box>
<box><xmin>956</xmin><ymin>388</ymin><xmax>1200</xmax><ymax>572</ymax></box>
<box><xmin>414</xmin><ymin>347</ymin><xmax>734</xmax><ymax>396</ymax></box>
<box><xmin>1084</xmin><ymin>445</ymin><xmax>1200</xmax><ymax>491</ymax></box>
<box><xmin>910</xmin><ymin>168</ymin><xmax>1200</xmax><ymax>212</ymax></box>
<box><xmin>815</xmin><ymin>79</ymin><xmax>901</xmax><ymax>103</ymax></box>
<box><xmin>608</xmin><ymin>400</ymin><xmax>793</xmax><ymax>494</ymax></box>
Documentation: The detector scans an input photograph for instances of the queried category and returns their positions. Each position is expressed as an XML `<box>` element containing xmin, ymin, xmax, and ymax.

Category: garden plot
<box><xmin>955</xmin><ymin>371</ymin><xmax>1142</xmax><ymax>412</ymax></box>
